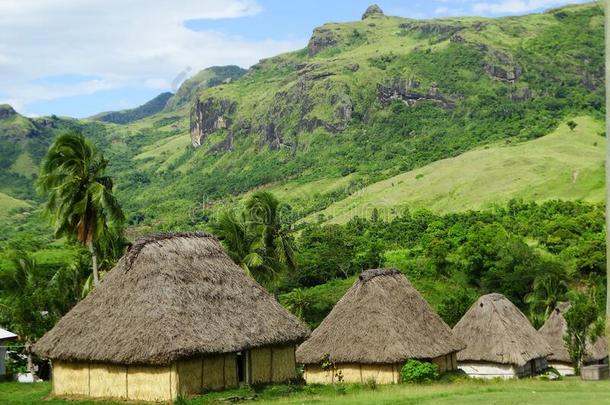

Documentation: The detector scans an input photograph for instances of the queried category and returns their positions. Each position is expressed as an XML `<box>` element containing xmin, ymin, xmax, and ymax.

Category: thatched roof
<box><xmin>296</xmin><ymin>268</ymin><xmax>465</xmax><ymax>365</ymax></box>
<box><xmin>539</xmin><ymin>302</ymin><xmax>608</xmax><ymax>363</ymax></box>
<box><xmin>589</xmin><ymin>334</ymin><xmax>609</xmax><ymax>361</ymax></box>
<box><xmin>452</xmin><ymin>293</ymin><xmax>552</xmax><ymax>366</ymax></box>
<box><xmin>34</xmin><ymin>232</ymin><xmax>309</xmax><ymax>365</ymax></box>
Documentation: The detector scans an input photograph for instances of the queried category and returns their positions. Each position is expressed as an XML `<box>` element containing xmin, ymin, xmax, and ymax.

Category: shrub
<box><xmin>174</xmin><ymin>395</ymin><xmax>188</xmax><ymax>405</ymax></box>
<box><xmin>365</xmin><ymin>377</ymin><xmax>378</xmax><ymax>390</ymax></box>
<box><xmin>400</xmin><ymin>359</ymin><xmax>440</xmax><ymax>383</ymax></box>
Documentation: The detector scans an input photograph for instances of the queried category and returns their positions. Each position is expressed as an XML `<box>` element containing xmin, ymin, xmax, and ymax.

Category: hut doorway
<box><xmin>236</xmin><ymin>351</ymin><xmax>248</xmax><ymax>385</ymax></box>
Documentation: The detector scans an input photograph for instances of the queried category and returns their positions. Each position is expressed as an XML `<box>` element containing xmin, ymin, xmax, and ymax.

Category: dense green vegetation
<box><xmin>2</xmin><ymin>379</ymin><xmax>610</xmax><ymax>405</ymax></box>
<box><xmin>0</xmin><ymin>3</ymin><xmax>607</xmax><ymax>388</ymax></box>
<box><xmin>281</xmin><ymin>199</ymin><xmax>606</xmax><ymax>328</ymax></box>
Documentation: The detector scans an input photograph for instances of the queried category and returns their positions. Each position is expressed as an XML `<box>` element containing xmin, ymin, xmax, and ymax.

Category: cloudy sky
<box><xmin>0</xmin><ymin>0</ymin><xmax>588</xmax><ymax>118</ymax></box>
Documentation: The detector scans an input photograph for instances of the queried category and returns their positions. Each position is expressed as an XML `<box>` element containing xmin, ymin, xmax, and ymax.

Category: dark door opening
<box><xmin>236</xmin><ymin>351</ymin><xmax>247</xmax><ymax>384</ymax></box>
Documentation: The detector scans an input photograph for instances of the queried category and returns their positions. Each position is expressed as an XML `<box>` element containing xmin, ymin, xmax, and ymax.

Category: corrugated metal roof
<box><xmin>0</xmin><ymin>327</ymin><xmax>17</xmax><ymax>340</ymax></box>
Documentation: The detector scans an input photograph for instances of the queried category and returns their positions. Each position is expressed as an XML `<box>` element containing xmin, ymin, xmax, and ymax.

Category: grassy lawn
<box><xmin>2</xmin><ymin>378</ymin><xmax>610</xmax><ymax>405</ymax></box>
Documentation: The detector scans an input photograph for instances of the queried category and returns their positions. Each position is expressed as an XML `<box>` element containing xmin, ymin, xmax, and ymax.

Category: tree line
<box><xmin>0</xmin><ymin>131</ymin><xmax>606</xmax><ymax>377</ymax></box>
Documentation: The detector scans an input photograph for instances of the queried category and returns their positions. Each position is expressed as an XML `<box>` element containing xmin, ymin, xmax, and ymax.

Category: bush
<box><xmin>174</xmin><ymin>395</ymin><xmax>188</xmax><ymax>405</ymax></box>
<box><xmin>400</xmin><ymin>360</ymin><xmax>440</xmax><ymax>383</ymax></box>
<box><xmin>365</xmin><ymin>377</ymin><xmax>378</xmax><ymax>390</ymax></box>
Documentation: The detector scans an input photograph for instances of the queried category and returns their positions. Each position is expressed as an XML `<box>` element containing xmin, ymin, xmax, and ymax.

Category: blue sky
<box><xmin>0</xmin><ymin>0</ymin><xmax>588</xmax><ymax>118</ymax></box>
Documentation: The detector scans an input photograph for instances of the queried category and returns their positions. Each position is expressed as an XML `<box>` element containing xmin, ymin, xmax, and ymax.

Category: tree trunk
<box><xmin>25</xmin><ymin>340</ymin><xmax>36</xmax><ymax>381</ymax></box>
<box><xmin>606</xmin><ymin>0</ymin><xmax>610</xmax><ymax>365</ymax></box>
<box><xmin>88</xmin><ymin>241</ymin><xmax>100</xmax><ymax>286</ymax></box>
<box><xmin>604</xmin><ymin>0</ymin><xmax>610</xmax><ymax>362</ymax></box>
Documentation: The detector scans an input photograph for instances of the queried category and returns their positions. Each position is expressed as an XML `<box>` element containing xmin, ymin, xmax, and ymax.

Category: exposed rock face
<box><xmin>510</xmin><ymin>87</ymin><xmax>532</xmax><ymax>101</ymax></box>
<box><xmin>484</xmin><ymin>64</ymin><xmax>522</xmax><ymax>83</ymax></box>
<box><xmin>189</xmin><ymin>98</ymin><xmax>236</xmax><ymax>147</ymax></box>
<box><xmin>0</xmin><ymin>104</ymin><xmax>17</xmax><ymax>120</ymax></box>
<box><xmin>263</xmin><ymin>123</ymin><xmax>284</xmax><ymax>150</ymax></box>
<box><xmin>482</xmin><ymin>48</ymin><xmax>522</xmax><ymax>83</ymax></box>
<box><xmin>362</xmin><ymin>4</ymin><xmax>384</xmax><ymax>19</ymax></box>
<box><xmin>307</xmin><ymin>27</ymin><xmax>339</xmax><ymax>57</ymax></box>
<box><xmin>450</xmin><ymin>34</ymin><xmax>466</xmax><ymax>43</ymax></box>
<box><xmin>377</xmin><ymin>78</ymin><xmax>454</xmax><ymax>108</ymax></box>
<box><xmin>259</xmin><ymin>75</ymin><xmax>353</xmax><ymax>145</ymax></box>
<box><xmin>189</xmin><ymin>64</ymin><xmax>356</xmax><ymax>151</ymax></box>
<box><xmin>400</xmin><ymin>22</ymin><xmax>465</xmax><ymax>36</ymax></box>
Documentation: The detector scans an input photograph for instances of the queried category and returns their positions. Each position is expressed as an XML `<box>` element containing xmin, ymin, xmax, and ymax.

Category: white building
<box><xmin>0</xmin><ymin>327</ymin><xmax>17</xmax><ymax>380</ymax></box>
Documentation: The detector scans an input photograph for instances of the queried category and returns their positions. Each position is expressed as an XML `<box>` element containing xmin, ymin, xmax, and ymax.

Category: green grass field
<box><xmin>307</xmin><ymin>116</ymin><xmax>605</xmax><ymax>223</ymax></box>
<box><xmin>2</xmin><ymin>378</ymin><xmax>610</xmax><ymax>405</ymax></box>
<box><xmin>0</xmin><ymin>191</ymin><xmax>29</xmax><ymax>218</ymax></box>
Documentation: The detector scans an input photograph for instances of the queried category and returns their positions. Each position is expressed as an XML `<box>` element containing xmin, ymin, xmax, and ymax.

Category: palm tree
<box><xmin>525</xmin><ymin>262</ymin><xmax>568</xmax><ymax>328</ymax></box>
<box><xmin>246</xmin><ymin>191</ymin><xmax>297</xmax><ymax>272</ymax></box>
<box><xmin>280</xmin><ymin>288</ymin><xmax>313</xmax><ymax>321</ymax></box>
<box><xmin>212</xmin><ymin>209</ymin><xmax>269</xmax><ymax>279</ymax></box>
<box><xmin>38</xmin><ymin>131</ymin><xmax>124</xmax><ymax>286</ymax></box>
<box><xmin>212</xmin><ymin>192</ymin><xmax>296</xmax><ymax>288</ymax></box>
<box><xmin>0</xmin><ymin>252</ymin><xmax>54</xmax><ymax>377</ymax></box>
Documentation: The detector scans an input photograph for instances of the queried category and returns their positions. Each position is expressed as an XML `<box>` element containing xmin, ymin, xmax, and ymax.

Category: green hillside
<box><xmin>164</xmin><ymin>65</ymin><xmax>247</xmax><ymax>111</ymax></box>
<box><xmin>0</xmin><ymin>3</ymin><xmax>604</xmax><ymax>231</ymax></box>
<box><xmin>104</xmin><ymin>3</ymin><xmax>603</xmax><ymax>229</ymax></box>
<box><xmin>304</xmin><ymin>116</ymin><xmax>605</xmax><ymax>223</ymax></box>
<box><xmin>91</xmin><ymin>92</ymin><xmax>174</xmax><ymax>124</ymax></box>
<box><xmin>0</xmin><ymin>191</ymin><xmax>30</xmax><ymax>218</ymax></box>
<box><xmin>0</xmin><ymin>4</ymin><xmax>607</xmax><ymax>373</ymax></box>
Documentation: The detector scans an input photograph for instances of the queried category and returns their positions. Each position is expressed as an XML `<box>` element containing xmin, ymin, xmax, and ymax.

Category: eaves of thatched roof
<box><xmin>34</xmin><ymin>232</ymin><xmax>309</xmax><ymax>365</ymax></box>
<box><xmin>296</xmin><ymin>268</ymin><xmax>464</xmax><ymax>364</ymax></box>
<box><xmin>453</xmin><ymin>293</ymin><xmax>552</xmax><ymax>366</ymax></box>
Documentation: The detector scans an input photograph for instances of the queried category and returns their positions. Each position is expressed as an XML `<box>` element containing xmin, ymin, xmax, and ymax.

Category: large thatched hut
<box><xmin>538</xmin><ymin>302</ymin><xmax>608</xmax><ymax>376</ymax></box>
<box><xmin>296</xmin><ymin>268</ymin><xmax>464</xmax><ymax>384</ymax></box>
<box><xmin>34</xmin><ymin>232</ymin><xmax>309</xmax><ymax>401</ymax></box>
<box><xmin>452</xmin><ymin>293</ymin><xmax>552</xmax><ymax>379</ymax></box>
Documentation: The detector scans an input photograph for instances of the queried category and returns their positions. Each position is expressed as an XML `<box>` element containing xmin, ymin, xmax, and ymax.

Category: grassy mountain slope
<box><xmin>164</xmin><ymin>65</ymin><xmax>247</xmax><ymax>111</ymax></box>
<box><xmin>303</xmin><ymin>116</ymin><xmax>604</xmax><ymax>223</ymax></box>
<box><xmin>0</xmin><ymin>4</ymin><xmax>604</xmax><ymax>233</ymax></box>
<box><xmin>90</xmin><ymin>66</ymin><xmax>247</xmax><ymax>125</ymax></box>
<box><xmin>103</xmin><ymin>3</ymin><xmax>603</xmax><ymax>228</ymax></box>
<box><xmin>91</xmin><ymin>92</ymin><xmax>174</xmax><ymax>124</ymax></box>
<box><xmin>0</xmin><ymin>191</ymin><xmax>30</xmax><ymax>218</ymax></box>
<box><xmin>0</xmin><ymin>105</ymin><xmax>103</xmax><ymax>206</ymax></box>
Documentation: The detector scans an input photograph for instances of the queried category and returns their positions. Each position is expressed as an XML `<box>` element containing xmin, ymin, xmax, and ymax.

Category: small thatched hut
<box><xmin>34</xmin><ymin>232</ymin><xmax>309</xmax><ymax>401</ymax></box>
<box><xmin>296</xmin><ymin>268</ymin><xmax>464</xmax><ymax>384</ymax></box>
<box><xmin>538</xmin><ymin>302</ymin><xmax>608</xmax><ymax>376</ymax></box>
<box><xmin>452</xmin><ymin>293</ymin><xmax>552</xmax><ymax>379</ymax></box>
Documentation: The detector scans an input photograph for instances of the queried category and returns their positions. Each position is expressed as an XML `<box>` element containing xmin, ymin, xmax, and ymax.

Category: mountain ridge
<box><xmin>0</xmin><ymin>3</ymin><xmax>604</xmax><ymax>232</ymax></box>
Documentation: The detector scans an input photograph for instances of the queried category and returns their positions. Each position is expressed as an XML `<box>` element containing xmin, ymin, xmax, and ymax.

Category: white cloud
<box><xmin>472</xmin><ymin>0</ymin><xmax>583</xmax><ymax>14</ymax></box>
<box><xmin>0</xmin><ymin>0</ymin><xmax>304</xmax><ymax>115</ymax></box>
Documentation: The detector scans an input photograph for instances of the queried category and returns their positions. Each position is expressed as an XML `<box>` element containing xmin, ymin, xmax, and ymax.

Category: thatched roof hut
<box><xmin>538</xmin><ymin>302</ymin><xmax>608</xmax><ymax>375</ymax></box>
<box><xmin>34</xmin><ymin>232</ymin><xmax>309</xmax><ymax>401</ymax></box>
<box><xmin>296</xmin><ymin>268</ymin><xmax>464</xmax><ymax>384</ymax></box>
<box><xmin>452</xmin><ymin>293</ymin><xmax>552</xmax><ymax>378</ymax></box>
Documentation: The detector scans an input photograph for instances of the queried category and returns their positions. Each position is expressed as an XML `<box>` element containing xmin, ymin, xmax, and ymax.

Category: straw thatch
<box><xmin>296</xmin><ymin>268</ymin><xmax>465</xmax><ymax>364</ymax></box>
<box><xmin>34</xmin><ymin>232</ymin><xmax>309</xmax><ymax>365</ymax></box>
<box><xmin>538</xmin><ymin>302</ymin><xmax>608</xmax><ymax>363</ymax></box>
<box><xmin>452</xmin><ymin>293</ymin><xmax>552</xmax><ymax>366</ymax></box>
<box><xmin>589</xmin><ymin>336</ymin><xmax>609</xmax><ymax>362</ymax></box>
